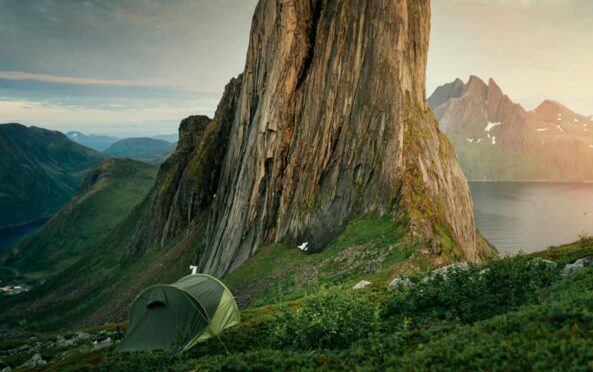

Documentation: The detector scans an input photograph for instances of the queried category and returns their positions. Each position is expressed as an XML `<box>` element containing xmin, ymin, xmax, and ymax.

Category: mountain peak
<box><xmin>463</xmin><ymin>75</ymin><xmax>489</xmax><ymax>99</ymax></box>
<box><xmin>487</xmin><ymin>78</ymin><xmax>502</xmax><ymax>95</ymax></box>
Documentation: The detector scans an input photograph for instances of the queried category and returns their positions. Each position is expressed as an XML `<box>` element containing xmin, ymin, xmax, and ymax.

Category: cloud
<box><xmin>0</xmin><ymin>71</ymin><xmax>222</xmax><ymax>93</ymax></box>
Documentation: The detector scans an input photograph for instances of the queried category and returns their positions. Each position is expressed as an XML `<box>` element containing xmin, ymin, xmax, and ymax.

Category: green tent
<box><xmin>118</xmin><ymin>274</ymin><xmax>240</xmax><ymax>352</ymax></box>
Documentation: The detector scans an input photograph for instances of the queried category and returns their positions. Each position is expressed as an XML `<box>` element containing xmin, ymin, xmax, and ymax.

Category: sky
<box><xmin>0</xmin><ymin>0</ymin><xmax>591</xmax><ymax>136</ymax></box>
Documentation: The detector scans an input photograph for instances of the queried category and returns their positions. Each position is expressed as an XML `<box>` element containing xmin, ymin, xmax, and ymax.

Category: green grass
<box><xmin>529</xmin><ymin>235</ymin><xmax>593</xmax><ymax>264</ymax></box>
<box><xmin>2</xmin><ymin>239</ymin><xmax>591</xmax><ymax>370</ymax></box>
<box><xmin>224</xmin><ymin>216</ymin><xmax>421</xmax><ymax>306</ymax></box>
<box><xmin>56</xmin><ymin>239</ymin><xmax>593</xmax><ymax>371</ymax></box>
<box><xmin>0</xmin><ymin>123</ymin><xmax>105</xmax><ymax>228</ymax></box>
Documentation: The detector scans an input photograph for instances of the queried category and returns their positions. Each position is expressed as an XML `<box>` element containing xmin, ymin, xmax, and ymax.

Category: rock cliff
<box><xmin>200</xmin><ymin>0</ymin><xmax>490</xmax><ymax>276</ymax></box>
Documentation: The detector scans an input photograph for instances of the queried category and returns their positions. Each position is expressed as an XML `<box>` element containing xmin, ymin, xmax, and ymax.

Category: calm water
<box><xmin>0</xmin><ymin>219</ymin><xmax>48</xmax><ymax>254</ymax></box>
<box><xmin>469</xmin><ymin>182</ymin><xmax>593</xmax><ymax>255</ymax></box>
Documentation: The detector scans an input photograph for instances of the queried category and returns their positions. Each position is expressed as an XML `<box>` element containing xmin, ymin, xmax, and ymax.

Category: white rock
<box><xmin>528</xmin><ymin>258</ymin><xmax>557</xmax><ymax>268</ymax></box>
<box><xmin>76</xmin><ymin>331</ymin><xmax>92</xmax><ymax>340</ymax></box>
<box><xmin>353</xmin><ymin>280</ymin><xmax>372</xmax><ymax>290</ymax></box>
<box><xmin>20</xmin><ymin>353</ymin><xmax>46</xmax><ymax>368</ymax></box>
<box><xmin>387</xmin><ymin>277</ymin><xmax>413</xmax><ymax>291</ymax></box>
<box><xmin>432</xmin><ymin>262</ymin><xmax>470</xmax><ymax>277</ymax></box>
<box><xmin>93</xmin><ymin>337</ymin><xmax>113</xmax><ymax>351</ymax></box>
<box><xmin>561</xmin><ymin>257</ymin><xmax>593</xmax><ymax>276</ymax></box>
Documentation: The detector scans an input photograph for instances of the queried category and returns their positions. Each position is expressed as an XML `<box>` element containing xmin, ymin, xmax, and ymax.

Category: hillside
<box><xmin>1</xmin><ymin>158</ymin><xmax>157</xmax><ymax>279</ymax></box>
<box><xmin>0</xmin><ymin>124</ymin><xmax>105</xmax><ymax>229</ymax></box>
<box><xmin>66</xmin><ymin>132</ymin><xmax>119</xmax><ymax>152</ymax></box>
<box><xmin>429</xmin><ymin>76</ymin><xmax>593</xmax><ymax>181</ymax></box>
<box><xmin>0</xmin><ymin>0</ymin><xmax>495</xmax><ymax>333</ymax></box>
<box><xmin>103</xmin><ymin>137</ymin><xmax>176</xmax><ymax>164</ymax></box>
<box><xmin>1</xmin><ymin>238</ymin><xmax>591</xmax><ymax>370</ymax></box>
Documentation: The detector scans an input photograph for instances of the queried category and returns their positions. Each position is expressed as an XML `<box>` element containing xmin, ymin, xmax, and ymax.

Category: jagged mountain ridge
<box><xmin>430</xmin><ymin>76</ymin><xmax>593</xmax><ymax>180</ymax></box>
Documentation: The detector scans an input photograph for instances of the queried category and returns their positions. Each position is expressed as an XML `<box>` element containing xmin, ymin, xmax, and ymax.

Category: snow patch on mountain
<box><xmin>485</xmin><ymin>121</ymin><xmax>501</xmax><ymax>132</ymax></box>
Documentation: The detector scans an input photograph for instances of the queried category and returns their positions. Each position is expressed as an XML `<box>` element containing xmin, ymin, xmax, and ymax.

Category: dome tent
<box><xmin>118</xmin><ymin>274</ymin><xmax>240</xmax><ymax>352</ymax></box>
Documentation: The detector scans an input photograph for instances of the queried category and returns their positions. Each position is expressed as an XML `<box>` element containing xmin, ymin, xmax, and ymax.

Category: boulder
<box><xmin>387</xmin><ymin>277</ymin><xmax>413</xmax><ymax>291</ymax></box>
<box><xmin>353</xmin><ymin>280</ymin><xmax>372</xmax><ymax>290</ymax></box>
<box><xmin>561</xmin><ymin>257</ymin><xmax>593</xmax><ymax>276</ymax></box>
<box><xmin>76</xmin><ymin>331</ymin><xmax>92</xmax><ymax>340</ymax></box>
<box><xmin>422</xmin><ymin>262</ymin><xmax>470</xmax><ymax>283</ymax></box>
<box><xmin>20</xmin><ymin>353</ymin><xmax>46</xmax><ymax>368</ymax></box>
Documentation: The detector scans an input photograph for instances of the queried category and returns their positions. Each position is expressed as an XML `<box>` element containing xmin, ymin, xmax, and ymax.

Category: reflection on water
<box><xmin>469</xmin><ymin>182</ymin><xmax>593</xmax><ymax>255</ymax></box>
<box><xmin>0</xmin><ymin>219</ymin><xmax>48</xmax><ymax>254</ymax></box>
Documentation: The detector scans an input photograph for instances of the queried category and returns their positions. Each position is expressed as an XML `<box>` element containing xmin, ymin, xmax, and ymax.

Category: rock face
<box><xmin>430</xmin><ymin>76</ymin><xmax>593</xmax><ymax>181</ymax></box>
<box><xmin>121</xmin><ymin>76</ymin><xmax>243</xmax><ymax>257</ymax></box>
<box><xmin>200</xmin><ymin>0</ymin><xmax>490</xmax><ymax>277</ymax></box>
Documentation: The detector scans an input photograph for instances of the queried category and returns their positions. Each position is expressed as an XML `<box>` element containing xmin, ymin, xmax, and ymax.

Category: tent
<box><xmin>118</xmin><ymin>274</ymin><xmax>240</xmax><ymax>352</ymax></box>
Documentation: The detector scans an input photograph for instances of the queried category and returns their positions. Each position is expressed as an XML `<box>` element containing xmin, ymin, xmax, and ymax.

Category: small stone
<box><xmin>93</xmin><ymin>337</ymin><xmax>113</xmax><ymax>351</ymax></box>
<box><xmin>353</xmin><ymin>280</ymin><xmax>372</xmax><ymax>290</ymax></box>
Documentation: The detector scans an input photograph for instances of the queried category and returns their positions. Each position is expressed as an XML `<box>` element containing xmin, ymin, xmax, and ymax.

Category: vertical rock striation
<box><xmin>201</xmin><ymin>0</ymin><xmax>490</xmax><ymax>277</ymax></box>
<box><xmin>121</xmin><ymin>76</ymin><xmax>243</xmax><ymax>257</ymax></box>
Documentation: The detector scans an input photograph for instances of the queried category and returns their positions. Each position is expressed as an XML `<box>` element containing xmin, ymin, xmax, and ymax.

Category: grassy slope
<box><xmin>224</xmin><ymin>216</ymin><xmax>495</xmax><ymax>308</ymax></box>
<box><xmin>3</xmin><ymin>158</ymin><xmax>158</xmax><ymax>279</ymax></box>
<box><xmin>0</xmin><ymin>124</ymin><xmax>105</xmax><ymax>228</ymax></box>
<box><xmin>3</xmin><ymin>238</ymin><xmax>591</xmax><ymax>371</ymax></box>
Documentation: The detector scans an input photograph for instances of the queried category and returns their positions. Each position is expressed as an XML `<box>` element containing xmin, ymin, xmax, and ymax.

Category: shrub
<box><xmin>272</xmin><ymin>289</ymin><xmax>376</xmax><ymax>350</ymax></box>
<box><xmin>384</xmin><ymin>257</ymin><xmax>560</xmax><ymax>325</ymax></box>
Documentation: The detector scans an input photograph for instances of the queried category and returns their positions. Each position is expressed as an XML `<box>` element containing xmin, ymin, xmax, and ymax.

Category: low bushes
<box><xmin>384</xmin><ymin>257</ymin><xmax>560</xmax><ymax>325</ymax></box>
<box><xmin>96</xmin><ymin>254</ymin><xmax>593</xmax><ymax>371</ymax></box>
<box><xmin>272</xmin><ymin>289</ymin><xmax>377</xmax><ymax>350</ymax></box>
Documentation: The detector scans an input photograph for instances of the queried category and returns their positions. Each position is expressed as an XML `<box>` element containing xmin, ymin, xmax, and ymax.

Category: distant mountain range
<box><xmin>0</xmin><ymin>123</ymin><xmax>105</xmax><ymax>229</ymax></box>
<box><xmin>3</xmin><ymin>158</ymin><xmax>157</xmax><ymax>279</ymax></box>
<box><xmin>103</xmin><ymin>137</ymin><xmax>176</xmax><ymax>165</ymax></box>
<box><xmin>67</xmin><ymin>131</ymin><xmax>178</xmax><ymax>152</ymax></box>
<box><xmin>65</xmin><ymin>132</ymin><xmax>119</xmax><ymax>152</ymax></box>
<box><xmin>429</xmin><ymin>76</ymin><xmax>593</xmax><ymax>181</ymax></box>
